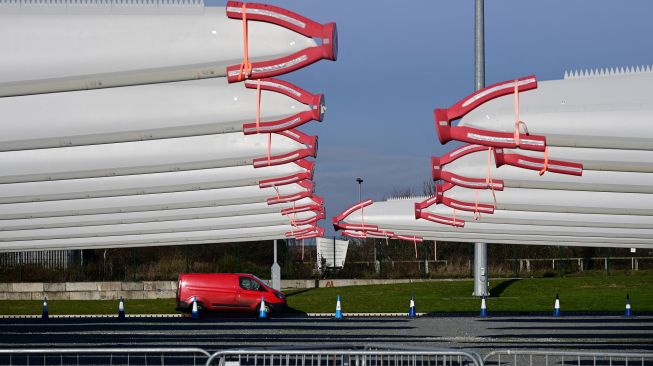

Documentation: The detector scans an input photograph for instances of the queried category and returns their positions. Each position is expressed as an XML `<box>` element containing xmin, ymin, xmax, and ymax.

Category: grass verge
<box><xmin>286</xmin><ymin>274</ymin><xmax>653</xmax><ymax>313</ymax></box>
<box><xmin>0</xmin><ymin>274</ymin><xmax>651</xmax><ymax>315</ymax></box>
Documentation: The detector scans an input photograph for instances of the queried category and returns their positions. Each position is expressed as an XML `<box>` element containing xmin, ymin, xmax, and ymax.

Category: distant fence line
<box><xmin>0</xmin><ymin>250</ymin><xmax>74</xmax><ymax>270</ymax></box>
<box><xmin>516</xmin><ymin>256</ymin><xmax>653</xmax><ymax>272</ymax></box>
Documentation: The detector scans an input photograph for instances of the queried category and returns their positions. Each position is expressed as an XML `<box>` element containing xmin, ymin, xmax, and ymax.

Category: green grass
<box><xmin>0</xmin><ymin>299</ymin><xmax>176</xmax><ymax>315</ymax></box>
<box><xmin>0</xmin><ymin>274</ymin><xmax>651</xmax><ymax>315</ymax></box>
<box><xmin>285</xmin><ymin>274</ymin><xmax>653</xmax><ymax>313</ymax></box>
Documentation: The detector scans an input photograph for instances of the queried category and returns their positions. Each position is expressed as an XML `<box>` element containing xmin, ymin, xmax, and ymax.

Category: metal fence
<box><xmin>483</xmin><ymin>350</ymin><xmax>653</xmax><ymax>366</ymax></box>
<box><xmin>0</xmin><ymin>250</ymin><xmax>74</xmax><ymax>270</ymax></box>
<box><xmin>206</xmin><ymin>349</ymin><xmax>483</xmax><ymax>366</ymax></box>
<box><xmin>1</xmin><ymin>348</ymin><xmax>652</xmax><ymax>366</ymax></box>
<box><xmin>0</xmin><ymin>347</ymin><xmax>211</xmax><ymax>366</ymax></box>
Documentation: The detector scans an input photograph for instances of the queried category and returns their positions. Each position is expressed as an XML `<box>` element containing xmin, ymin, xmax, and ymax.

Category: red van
<box><xmin>176</xmin><ymin>273</ymin><xmax>286</xmax><ymax>315</ymax></box>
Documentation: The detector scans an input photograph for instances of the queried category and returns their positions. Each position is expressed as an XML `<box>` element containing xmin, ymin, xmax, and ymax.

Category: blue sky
<box><xmin>207</xmin><ymin>0</ymin><xmax>653</xmax><ymax>235</ymax></box>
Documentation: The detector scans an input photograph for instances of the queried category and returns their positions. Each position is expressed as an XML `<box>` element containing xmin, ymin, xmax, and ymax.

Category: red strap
<box><xmin>539</xmin><ymin>146</ymin><xmax>549</xmax><ymax>176</ymax></box>
<box><xmin>237</xmin><ymin>3</ymin><xmax>252</xmax><ymax>81</ymax></box>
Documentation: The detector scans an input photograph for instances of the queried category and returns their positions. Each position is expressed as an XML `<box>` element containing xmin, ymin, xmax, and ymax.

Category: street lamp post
<box><xmin>357</xmin><ymin>178</ymin><xmax>380</xmax><ymax>275</ymax></box>
<box><xmin>356</xmin><ymin>178</ymin><xmax>363</xmax><ymax>202</ymax></box>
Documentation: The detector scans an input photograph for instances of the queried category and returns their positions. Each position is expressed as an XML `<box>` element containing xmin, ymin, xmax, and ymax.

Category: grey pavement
<box><xmin>0</xmin><ymin>315</ymin><xmax>651</xmax><ymax>356</ymax></box>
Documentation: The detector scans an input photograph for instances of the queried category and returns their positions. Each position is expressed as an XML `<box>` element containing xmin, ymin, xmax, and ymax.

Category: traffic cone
<box><xmin>479</xmin><ymin>295</ymin><xmax>487</xmax><ymax>317</ymax></box>
<box><xmin>553</xmin><ymin>293</ymin><xmax>561</xmax><ymax>317</ymax></box>
<box><xmin>408</xmin><ymin>295</ymin><xmax>416</xmax><ymax>318</ymax></box>
<box><xmin>191</xmin><ymin>296</ymin><xmax>200</xmax><ymax>319</ymax></box>
<box><xmin>625</xmin><ymin>294</ymin><xmax>632</xmax><ymax>317</ymax></box>
<box><xmin>41</xmin><ymin>296</ymin><xmax>49</xmax><ymax>320</ymax></box>
<box><xmin>258</xmin><ymin>295</ymin><xmax>268</xmax><ymax>319</ymax></box>
<box><xmin>118</xmin><ymin>296</ymin><xmax>125</xmax><ymax>320</ymax></box>
<box><xmin>334</xmin><ymin>294</ymin><xmax>343</xmax><ymax>319</ymax></box>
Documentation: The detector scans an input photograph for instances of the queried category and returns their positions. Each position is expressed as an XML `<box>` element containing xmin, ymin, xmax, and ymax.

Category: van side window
<box><xmin>238</xmin><ymin>277</ymin><xmax>263</xmax><ymax>291</ymax></box>
<box><xmin>239</xmin><ymin>276</ymin><xmax>262</xmax><ymax>291</ymax></box>
<box><xmin>239</xmin><ymin>276</ymin><xmax>253</xmax><ymax>290</ymax></box>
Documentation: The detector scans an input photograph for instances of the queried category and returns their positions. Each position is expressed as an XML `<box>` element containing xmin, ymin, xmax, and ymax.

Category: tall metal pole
<box><xmin>473</xmin><ymin>0</ymin><xmax>488</xmax><ymax>297</ymax></box>
<box><xmin>475</xmin><ymin>0</ymin><xmax>485</xmax><ymax>91</ymax></box>
<box><xmin>271</xmin><ymin>239</ymin><xmax>281</xmax><ymax>290</ymax></box>
<box><xmin>332</xmin><ymin>236</ymin><xmax>337</xmax><ymax>280</ymax></box>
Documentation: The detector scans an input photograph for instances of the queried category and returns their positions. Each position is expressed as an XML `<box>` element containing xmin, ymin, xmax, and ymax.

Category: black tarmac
<box><xmin>0</xmin><ymin>314</ymin><xmax>651</xmax><ymax>355</ymax></box>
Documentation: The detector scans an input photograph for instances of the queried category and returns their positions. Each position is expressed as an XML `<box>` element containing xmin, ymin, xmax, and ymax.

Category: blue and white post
<box><xmin>258</xmin><ymin>295</ymin><xmax>268</xmax><ymax>319</ymax></box>
<box><xmin>191</xmin><ymin>296</ymin><xmax>200</xmax><ymax>319</ymax></box>
<box><xmin>118</xmin><ymin>296</ymin><xmax>125</xmax><ymax>320</ymax></box>
<box><xmin>41</xmin><ymin>296</ymin><xmax>49</xmax><ymax>320</ymax></box>
<box><xmin>479</xmin><ymin>295</ymin><xmax>488</xmax><ymax>317</ymax></box>
<box><xmin>553</xmin><ymin>293</ymin><xmax>561</xmax><ymax>317</ymax></box>
<box><xmin>625</xmin><ymin>294</ymin><xmax>632</xmax><ymax>317</ymax></box>
<box><xmin>408</xmin><ymin>294</ymin><xmax>416</xmax><ymax>318</ymax></box>
<box><xmin>334</xmin><ymin>294</ymin><xmax>343</xmax><ymax>319</ymax></box>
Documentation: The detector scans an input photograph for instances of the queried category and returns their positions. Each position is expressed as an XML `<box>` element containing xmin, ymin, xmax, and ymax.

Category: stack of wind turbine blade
<box><xmin>0</xmin><ymin>160</ymin><xmax>314</xmax><ymax>204</ymax></box>
<box><xmin>0</xmin><ymin>210</ymin><xmax>324</xmax><ymax>242</ymax></box>
<box><xmin>0</xmin><ymin>224</ymin><xmax>320</xmax><ymax>252</ymax></box>
<box><xmin>0</xmin><ymin>130</ymin><xmax>315</xmax><ymax>183</ymax></box>
<box><xmin>459</xmin><ymin>70</ymin><xmax>653</xmax><ymax>150</ymax></box>
<box><xmin>0</xmin><ymin>78</ymin><xmax>324</xmax><ymax>150</ymax></box>
<box><xmin>332</xmin><ymin>198</ymin><xmax>653</xmax><ymax>249</ymax></box>
<box><xmin>431</xmin><ymin>185</ymin><xmax>653</xmax><ymax>216</ymax></box>
<box><xmin>498</xmin><ymin>146</ymin><xmax>653</xmax><ymax>173</ymax></box>
<box><xmin>0</xmin><ymin>0</ymin><xmax>334</xmax><ymax>249</ymax></box>
<box><xmin>0</xmin><ymin>182</ymin><xmax>315</xmax><ymax>219</ymax></box>
<box><xmin>0</xmin><ymin>197</ymin><xmax>324</xmax><ymax>231</ymax></box>
<box><xmin>331</xmin><ymin>69</ymin><xmax>653</xmax><ymax>246</ymax></box>
<box><xmin>405</xmin><ymin>67</ymin><xmax>653</xmax><ymax>247</ymax></box>
<box><xmin>0</xmin><ymin>0</ymin><xmax>337</xmax><ymax>96</ymax></box>
<box><xmin>433</xmin><ymin>144</ymin><xmax>653</xmax><ymax>194</ymax></box>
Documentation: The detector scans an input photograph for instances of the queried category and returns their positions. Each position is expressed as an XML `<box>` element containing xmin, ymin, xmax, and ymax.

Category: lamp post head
<box><xmin>356</xmin><ymin>178</ymin><xmax>363</xmax><ymax>184</ymax></box>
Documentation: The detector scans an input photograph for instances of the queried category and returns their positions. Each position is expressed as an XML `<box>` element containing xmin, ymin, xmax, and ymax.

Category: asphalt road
<box><xmin>0</xmin><ymin>314</ymin><xmax>651</xmax><ymax>356</ymax></box>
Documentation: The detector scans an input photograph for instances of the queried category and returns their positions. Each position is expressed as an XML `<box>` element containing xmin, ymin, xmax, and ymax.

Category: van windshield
<box><xmin>250</xmin><ymin>275</ymin><xmax>269</xmax><ymax>291</ymax></box>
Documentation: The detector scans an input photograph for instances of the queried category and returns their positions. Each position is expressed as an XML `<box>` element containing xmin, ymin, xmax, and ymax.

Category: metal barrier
<box><xmin>483</xmin><ymin>350</ymin><xmax>653</xmax><ymax>366</ymax></box>
<box><xmin>2</xmin><ymin>347</ymin><xmax>651</xmax><ymax>366</ymax></box>
<box><xmin>0</xmin><ymin>347</ymin><xmax>211</xmax><ymax>366</ymax></box>
<box><xmin>206</xmin><ymin>349</ymin><xmax>483</xmax><ymax>366</ymax></box>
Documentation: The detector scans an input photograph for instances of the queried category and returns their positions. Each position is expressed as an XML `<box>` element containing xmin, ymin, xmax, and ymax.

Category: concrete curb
<box><xmin>0</xmin><ymin>314</ymin><xmax>183</xmax><ymax>319</ymax></box>
<box><xmin>0</xmin><ymin>313</ymin><xmax>422</xmax><ymax>319</ymax></box>
<box><xmin>306</xmin><ymin>313</ymin><xmax>426</xmax><ymax>317</ymax></box>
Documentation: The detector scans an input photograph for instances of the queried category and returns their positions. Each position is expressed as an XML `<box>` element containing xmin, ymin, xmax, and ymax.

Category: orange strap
<box><xmin>539</xmin><ymin>146</ymin><xmax>549</xmax><ymax>176</ymax></box>
<box><xmin>473</xmin><ymin>190</ymin><xmax>481</xmax><ymax>221</ymax></box>
<box><xmin>513</xmin><ymin>80</ymin><xmax>530</xmax><ymax>147</ymax></box>
<box><xmin>301</xmin><ymin>239</ymin><xmax>305</xmax><ymax>260</ymax></box>
<box><xmin>413</xmin><ymin>238</ymin><xmax>418</xmax><ymax>259</ymax></box>
<box><xmin>267</xmin><ymin>133</ymin><xmax>272</xmax><ymax>164</ymax></box>
<box><xmin>286</xmin><ymin>202</ymin><xmax>297</xmax><ymax>238</ymax></box>
<box><xmin>486</xmin><ymin>147</ymin><xmax>498</xmax><ymax>208</ymax></box>
<box><xmin>238</xmin><ymin>3</ymin><xmax>252</xmax><ymax>81</ymax></box>
<box><xmin>255</xmin><ymin>79</ymin><xmax>261</xmax><ymax>132</ymax></box>
<box><xmin>361</xmin><ymin>204</ymin><xmax>365</xmax><ymax>229</ymax></box>
<box><xmin>452</xmin><ymin>208</ymin><xmax>457</xmax><ymax>226</ymax></box>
